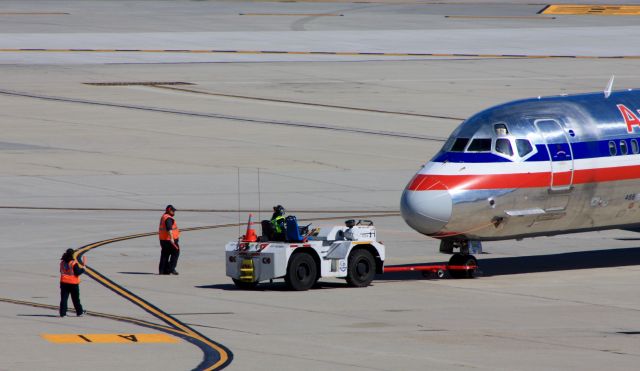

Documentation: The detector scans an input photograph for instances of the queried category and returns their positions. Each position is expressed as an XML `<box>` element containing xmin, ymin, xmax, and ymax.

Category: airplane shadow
<box><xmin>379</xmin><ymin>247</ymin><xmax>640</xmax><ymax>281</ymax></box>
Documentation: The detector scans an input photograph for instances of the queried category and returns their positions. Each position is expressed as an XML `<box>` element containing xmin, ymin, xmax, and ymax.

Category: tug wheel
<box><xmin>286</xmin><ymin>253</ymin><xmax>318</xmax><ymax>291</ymax></box>
<box><xmin>346</xmin><ymin>249</ymin><xmax>376</xmax><ymax>287</ymax></box>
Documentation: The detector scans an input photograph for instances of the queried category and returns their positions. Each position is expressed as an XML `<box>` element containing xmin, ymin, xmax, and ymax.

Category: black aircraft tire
<box><xmin>286</xmin><ymin>253</ymin><xmax>318</xmax><ymax>291</ymax></box>
<box><xmin>346</xmin><ymin>249</ymin><xmax>376</xmax><ymax>287</ymax></box>
<box><xmin>448</xmin><ymin>254</ymin><xmax>478</xmax><ymax>279</ymax></box>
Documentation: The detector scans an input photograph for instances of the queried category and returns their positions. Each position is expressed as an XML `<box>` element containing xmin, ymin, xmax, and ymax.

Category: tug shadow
<box><xmin>379</xmin><ymin>247</ymin><xmax>640</xmax><ymax>281</ymax></box>
<box><xmin>197</xmin><ymin>281</ymin><xmax>348</xmax><ymax>292</ymax></box>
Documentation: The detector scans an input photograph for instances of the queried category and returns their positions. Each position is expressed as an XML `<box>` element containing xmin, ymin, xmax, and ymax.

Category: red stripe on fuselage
<box><xmin>408</xmin><ymin>164</ymin><xmax>640</xmax><ymax>191</ymax></box>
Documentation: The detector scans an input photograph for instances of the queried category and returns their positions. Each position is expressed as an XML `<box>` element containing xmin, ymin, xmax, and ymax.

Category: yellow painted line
<box><xmin>542</xmin><ymin>5</ymin><xmax>640</xmax><ymax>15</ymax></box>
<box><xmin>239</xmin><ymin>13</ymin><xmax>343</xmax><ymax>16</ymax></box>
<box><xmin>75</xmin><ymin>237</ymin><xmax>198</xmax><ymax>335</ymax></box>
<box><xmin>74</xmin><ymin>228</ymin><xmax>235</xmax><ymax>370</ymax></box>
<box><xmin>446</xmin><ymin>15</ymin><xmax>556</xmax><ymax>20</ymax></box>
<box><xmin>41</xmin><ymin>333</ymin><xmax>180</xmax><ymax>344</ymax></box>
<box><xmin>0</xmin><ymin>12</ymin><xmax>69</xmax><ymax>15</ymax></box>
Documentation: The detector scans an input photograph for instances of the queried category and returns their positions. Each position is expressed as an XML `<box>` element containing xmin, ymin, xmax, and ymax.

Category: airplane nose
<box><xmin>400</xmin><ymin>189</ymin><xmax>452</xmax><ymax>235</ymax></box>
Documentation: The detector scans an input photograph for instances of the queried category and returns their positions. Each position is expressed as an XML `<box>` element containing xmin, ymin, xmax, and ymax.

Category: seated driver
<box><xmin>270</xmin><ymin>205</ymin><xmax>286</xmax><ymax>241</ymax></box>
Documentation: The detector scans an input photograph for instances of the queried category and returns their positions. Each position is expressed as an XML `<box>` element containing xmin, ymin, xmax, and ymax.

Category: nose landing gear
<box><xmin>440</xmin><ymin>239</ymin><xmax>480</xmax><ymax>278</ymax></box>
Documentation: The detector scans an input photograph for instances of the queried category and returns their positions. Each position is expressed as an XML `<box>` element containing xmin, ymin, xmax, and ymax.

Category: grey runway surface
<box><xmin>1</xmin><ymin>1</ymin><xmax>640</xmax><ymax>370</ymax></box>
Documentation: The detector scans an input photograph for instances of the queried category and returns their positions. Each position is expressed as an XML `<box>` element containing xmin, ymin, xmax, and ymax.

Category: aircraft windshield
<box><xmin>495</xmin><ymin>138</ymin><xmax>513</xmax><ymax>156</ymax></box>
<box><xmin>516</xmin><ymin>139</ymin><xmax>533</xmax><ymax>157</ymax></box>
<box><xmin>467</xmin><ymin>138</ymin><xmax>492</xmax><ymax>152</ymax></box>
<box><xmin>450</xmin><ymin>138</ymin><xmax>470</xmax><ymax>152</ymax></box>
<box><xmin>443</xmin><ymin>118</ymin><xmax>536</xmax><ymax>161</ymax></box>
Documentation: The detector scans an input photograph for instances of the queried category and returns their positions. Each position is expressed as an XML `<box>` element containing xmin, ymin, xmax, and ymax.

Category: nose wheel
<box><xmin>448</xmin><ymin>253</ymin><xmax>478</xmax><ymax>279</ymax></box>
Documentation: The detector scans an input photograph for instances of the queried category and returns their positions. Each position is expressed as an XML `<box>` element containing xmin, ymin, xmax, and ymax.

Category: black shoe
<box><xmin>60</xmin><ymin>314</ymin><xmax>66</xmax><ymax>318</ymax></box>
<box><xmin>170</xmin><ymin>270</ymin><xmax>179</xmax><ymax>275</ymax></box>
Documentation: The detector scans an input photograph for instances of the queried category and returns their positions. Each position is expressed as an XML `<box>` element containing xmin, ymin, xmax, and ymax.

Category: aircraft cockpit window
<box><xmin>494</xmin><ymin>123</ymin><xmax>509</xmax><ymax>136</ymax></box>
<box><xmin>467</xmin><ymin>138</ymin><xmax>492</xmax><ymax>152</ymax></box>
<box><xmin>620</xmin><ymin>140</ymin><xmax>628</xmax><ymax>155</ymax></box>
<box><xmin>495</xmin><ymin>138</ymin><xmax>513</xmax><ymax>156</ymax></box>
<box><xmin>609</xmin><ymin>141</ymin><xmax>617</xmax><ymax>156</ymax></box>
<box><xmin>516</xmin><ymin>139</ymin><xmax>533</xmax><ymax>157</ymax></box>
<box><xmin>450</xmin><ymin>138</ymin><xmax>470</xmax><ymax>152</ymax></box>
<box><xmin>632</xmin><ymin>139</ymin><xmax>639</xmax><ymax>154</ymax></box>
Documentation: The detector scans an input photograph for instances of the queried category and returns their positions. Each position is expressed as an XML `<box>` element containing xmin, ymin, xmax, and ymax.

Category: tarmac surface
<box><xmin>1</xmin><ymin>1</ymin><xmax>640</xmax><ymax>370</ymax></box>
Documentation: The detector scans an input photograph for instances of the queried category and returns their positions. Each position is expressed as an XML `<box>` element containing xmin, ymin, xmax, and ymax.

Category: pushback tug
<box><xmin>226</xmin><ymin>215</ymin><xmax>385</xmax><ymax>290</ymax></box>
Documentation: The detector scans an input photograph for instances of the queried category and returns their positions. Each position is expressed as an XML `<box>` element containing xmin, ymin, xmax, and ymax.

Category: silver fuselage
<box><xmin>401</xmin><ymin>89</ymin><xmax>640</xmax><ymax>241</ymax></box>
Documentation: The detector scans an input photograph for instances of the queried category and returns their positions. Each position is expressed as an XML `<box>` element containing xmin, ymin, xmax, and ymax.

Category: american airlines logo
<box><xmin>617</xmin><ymin>104</ymin><xmax>640</xmax><ymax>133</ymax></box>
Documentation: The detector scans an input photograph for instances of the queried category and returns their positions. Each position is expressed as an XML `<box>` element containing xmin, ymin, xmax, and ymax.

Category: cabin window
<box><xmin>495</xmin><ymin>138</ymin><xmax>513</xmax><ymax>156</ymax></box>
<box><xmin>609</xmin><ymin>141</ymin><xmax>617</xmax><ymax>156</ymax></box>
<box><xmin>516</xmin><ymin>139</ymin><xmax>533</xmax><ymax>157</ymax></box>
<box><xmin>632</xmin><ymin>139</ymin><xmax>639</xmax><ymax>154</ymax></box>
<box><xmin>620</xmin><ymin>140</ymin><xmax>628</xmax><ymax>155</ymax></box>
<box><xmin>494</xmin><ymin>122</ymin><xmax>509</xmax><ymax>136</ymax></box>
<box><xmin>467</xmin><ymin>138</ymin><xmax>492</xmax><ymax>152</ymax></box>
<box><xmin>450</xmin><ymin>138</ymin><xmax>470</xmax><ymax>152</ymax></box>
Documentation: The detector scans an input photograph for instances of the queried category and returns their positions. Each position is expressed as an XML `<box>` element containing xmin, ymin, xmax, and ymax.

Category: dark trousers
<box><xmin>60</xmin><ymin>283</ymin><xmax>83</xmax><ymax>316</ymax></box>
<box><xmin>159</xmin><ymin>240</ymin><xmax>180</xmax><ymax>274</ymax></box>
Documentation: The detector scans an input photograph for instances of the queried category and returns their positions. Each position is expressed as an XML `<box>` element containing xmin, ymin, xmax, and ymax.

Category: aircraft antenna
<box><xmin>237</xmin><ymin>167</ymin><xmax>241</xmax><ymax>236</ymax></box>
<box><xmin>604</xmin><ymin>75</ymin><xmax>615</xmax><ymax>98</ymax></box>
<box><xmin>257</xmin><ymin>167</ymin><xmax>261</xmax><ymax>223</ymax></box>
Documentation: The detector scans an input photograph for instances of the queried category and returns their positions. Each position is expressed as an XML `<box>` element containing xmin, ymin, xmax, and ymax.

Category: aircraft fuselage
<box><xmin>401</xmin><ymin>89</ymin><xmax>640</xmax><ymax>242</ymax></box>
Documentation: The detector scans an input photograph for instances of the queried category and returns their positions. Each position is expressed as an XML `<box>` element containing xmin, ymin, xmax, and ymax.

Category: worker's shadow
<box><xmin>379</xmin><ymin>247</ymin><xmax>640</xmax><ymax>280</ymax></box>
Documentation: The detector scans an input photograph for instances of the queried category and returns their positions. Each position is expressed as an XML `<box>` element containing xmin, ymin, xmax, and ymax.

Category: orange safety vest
<box><xmin>60</xmin><ymin>260</ymin><xmax>80</xmax><ymax>284</ymax></box>
<box><xmin>159</xmin><ymin>213</ymin><xmax>180</xmax><ymax>241</ymax></box>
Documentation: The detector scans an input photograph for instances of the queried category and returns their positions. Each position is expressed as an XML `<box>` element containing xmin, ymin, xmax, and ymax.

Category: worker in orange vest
<box><xmin>59</xmin><ymin>248</ymin><xmax>86</xmax><ymax>317</ymax></box>
<box><xmin>158</xmin><ymin>204</ymin><xmax>180</xmax><ymax>275</ymax></box>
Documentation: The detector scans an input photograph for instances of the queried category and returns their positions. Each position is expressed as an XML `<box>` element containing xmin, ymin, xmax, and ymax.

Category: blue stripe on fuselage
<box><xmin>433</xmin><ymin>138</ymin><xmax>639</xmax><ymax>163</ymax></box>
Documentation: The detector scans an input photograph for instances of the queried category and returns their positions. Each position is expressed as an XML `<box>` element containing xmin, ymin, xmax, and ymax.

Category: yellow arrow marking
<box><xmin>41</xmin><ymin>333</ymin><xmax>179</xmax><ymax>344</ymax></box>
<box><xmin>543</xmin><ymin>5</ymin><xmax>640</xmax><ymax>15</ymax></box>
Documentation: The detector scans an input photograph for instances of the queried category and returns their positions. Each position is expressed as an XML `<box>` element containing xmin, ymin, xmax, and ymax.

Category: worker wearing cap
<box><xmin>270</xmin><ymin>205</ymin><xmax>286</xmax><ymax>241</ymax></box>
<box><xmin>59</xmin><ymin>248</ymin><xmax>86</xmax><ymax>317</ymax></box>
<box><xmin>159</xmin><ymin>205</ymin><xmax>180</xmax><ymax>275</ymax></box>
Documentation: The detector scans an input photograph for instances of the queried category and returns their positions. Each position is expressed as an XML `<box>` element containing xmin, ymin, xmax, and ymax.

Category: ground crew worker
<box><xmin>158</xmin><ymin>204</ymin><xmax>180</xmax><ymax>275</ymax></box>
<box><xmin>59</xmin><ymin>248</ymin><xmax>86</xmax><ymax>317</ymax></box>
<box><xmin>270</xmin><ymin>205</ymin><xmax>286</xmax><ymax>241</ymax></box>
